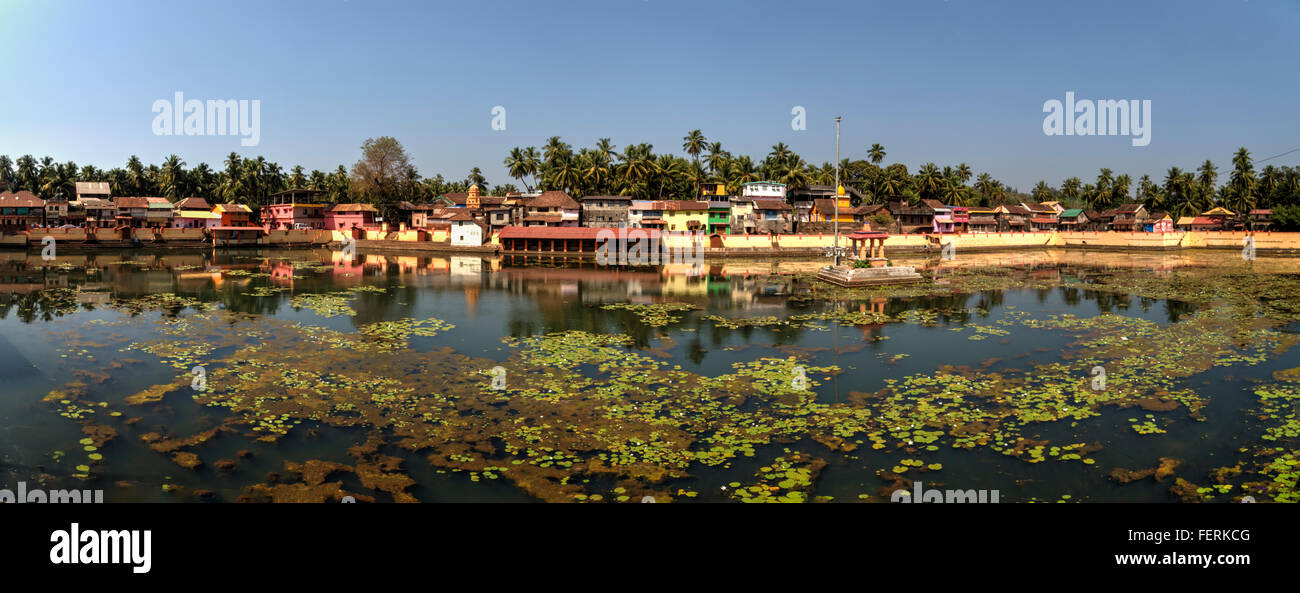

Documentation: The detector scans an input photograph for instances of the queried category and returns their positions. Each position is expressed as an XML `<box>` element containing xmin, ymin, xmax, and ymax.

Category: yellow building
<box><xmin>810</xmin><ymin>186</ymin><xmax>854</xmax><ymax>223</ymax></box>
<box><xmin>701</xmin><ymin>182</ymin><xmax>728</xmax><ymax>197</ymax></box>
<box><xmin>660</xmin><ymin>200</ymin><xmax>709</xmax><ymax>232</ymax></box>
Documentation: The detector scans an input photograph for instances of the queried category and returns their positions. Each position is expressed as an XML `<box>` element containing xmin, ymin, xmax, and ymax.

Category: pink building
<box><xmin>261</xmin><ymin>189</ymin><xmax>328</xmax><ymax>230</ymax></box>
<box><xmin>324</xmin><ymin>203</ymin><xmax>380</xmax><ymax>230</ymax></box>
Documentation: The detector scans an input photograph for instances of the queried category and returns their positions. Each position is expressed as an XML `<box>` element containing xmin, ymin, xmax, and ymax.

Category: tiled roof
<box><xmin>1116</xmin><ymin>203</ymin><xmax>1145</xmax><ymax>214</ymax></box>
<box><xmin>527</xmin><ymin>191</ymin><xmax>580</xmax><ymax>209</ymax></box>
<box><xmin>214</xmin><ymin>203</ymin><xmax>252</xmax><ymax>213</ymax></box>
<box><xmin>499</xmin><ymin>226</ymin><xmax>662</xmax><ymax>240</ymax></box>
<box><xmin>658</xmin><ymin>200</ymin><xmax>708</xmax><ymax>211</ymax></box>
<box><xmin>328</xmin><ymin>203</ymin><xmax>379</xmax><ymax>213</ymax></box>
<box><xmin>114</xmin><ymin>197</ymin><xmax>150</xmax><ymax>208</ymax></box>
<box><xmin>812</xmin><ymin>199</ymin><xmax>849</xmax><ymax>214</ymax></box>
<box><xmin>0</xmin><ymin>191</ymin><xmax>44</xmax><ymax>207</ymax></box>
<box><xmin>752</xmin><ymin>199</ymin><xmax>791</xmax><ymax>211</ymax></box>
<box><xmin>174</xmin><ymin>197</ymin><xmax>211</xmax><ymax>210</ymax></box>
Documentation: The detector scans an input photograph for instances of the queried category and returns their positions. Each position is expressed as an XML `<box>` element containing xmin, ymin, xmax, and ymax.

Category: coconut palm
<box><xmin>1055</xmin><ymin>177</ymin><xmax>1078</xmax><ymax>204</ymax></box>
<box><xmin>915</xmin><ymin>163</ymin><xmax>944</xmax><ymax>198</ymax></box>
<box><xmin>867</xmin><ymin>143</ymin><xmax>886</xmax><ymax>165</ymax></box>
<box><xmin>682</xmin><ymin>130</ymin><xmax>707</xmax><ymax>164</ymax></box>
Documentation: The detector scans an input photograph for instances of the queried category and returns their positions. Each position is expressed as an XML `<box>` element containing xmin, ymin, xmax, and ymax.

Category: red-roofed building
<box><xmin>522</xmin><ymin>191</ymin><xmax>580</xmax><ymax>227</ymax></box>
<box><xmin>0</xmin><ymin>191</ymin><xmax>45</xmax><ymax>229</ymax></box>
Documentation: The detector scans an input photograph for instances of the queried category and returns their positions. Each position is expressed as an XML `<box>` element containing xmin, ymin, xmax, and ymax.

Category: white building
<box><xmin>449</xmin><ymin>212</ymin><xmax>487</xmax><ymax>246</ymax></box>
<box><xmin>741</xmin><ymin>181</ymin><xmax>787</xmax><ymax>199</ymax></box>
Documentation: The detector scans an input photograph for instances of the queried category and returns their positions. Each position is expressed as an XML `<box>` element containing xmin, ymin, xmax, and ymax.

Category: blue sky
<box><xmin>1</xmin><ymin>0</ymin><xmax>1297</xmax><ymax>192</ymax></box>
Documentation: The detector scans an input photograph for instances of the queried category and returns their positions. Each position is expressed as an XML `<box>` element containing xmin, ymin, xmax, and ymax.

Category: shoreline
<box><xmin>4</xmin><ymin>231</ymin><xmax>1300</xmax><ymax>257</ymax></box>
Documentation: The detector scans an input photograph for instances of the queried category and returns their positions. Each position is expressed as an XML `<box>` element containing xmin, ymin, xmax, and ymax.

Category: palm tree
<box><xmin>1259</xmin><ymin>165</ymin><xmax>1280</xmax><ymax>207</ymax></box>
<box><xmin>0</xmin><ymin>155</ymin><xmax>12</xmax><ymax>187</ymax></box>
<box><xmin>767</xmin><ymin>143</ymin><xmax>793</xmax><ymax>167</ymax></box>
<box><xmin>1031</xmin><ymin>180</ymin><xmax>1054</xmax><ymax>202</ymax></box>
<box><xmin>955</xmin><ymin>163</ymin><xmax>972</xmax><ymax>185</ymax></box>
<box><xmin>594</xmin><ymin>138</ymin><xmax>617</xmax><ymax>162</ymax></box>
<box><xmin>580</xmin><ymin>149</ymin><xmax>611</xmax><ymax>194</ymax></box>
<box><xmin>941</xmin><ymin>180</ymin><xmax>971</xmax><ymax>206</ymax></box>
<box><xmin>542</xmin><ymin>137</ymin><xmax>569</xmax><ymax>168</ymax></box>
<box><xmin>288</xmin><ymin>165</ymin><xmax>307</xmax><ymax>190</ymax></box>
<box><xmin>867</xmin><ymin>143</ymin><xmax>886</xmax><ymax>165</ymax></box>
<box><xmin>776</xmin><ymin>159</ymin><xmax>810</xmax><ymax>193</ymax></box>
<box><xmin>1109</xmin><ymin>174</ymin><xmax>1131</xmax><ymax>208</ymax></box>
<box><xmin>1197</xmin><ymin>160</ymin><xmax>1218</xmax><ymax>193</ymax></box>
<box><xmin>467</xmin><ymin>167</ymin><xmax>487</xmax><ymax>188</ymax></box>
<box><xmin>549</xmin><ymin>154</ymin><xmax>581</xmax><ymax>196</ymax></box>
<box><xmin>706</xmin><ymin>142</ymin><xmax>730</xmax><ymax>177</ymax></box>
<box><xmin>504</xmin><ymin>147</ymin><xmax>536</xmax><ymax>192</ymax></box>
<box><xmin>915</xmin><ymin>163</ymin><xmax>944</xmax><ymax>198</ymax></box>
<box><xmin>191</xmin><ymin>163</ymin><xmax>215</xmax><ymax>197</ymax></box>
<box><xmin>1227</xmin><ymin>147</ymin><xmax>1256</xmax><ymax>213</ymax></box>
<box><xmin>616</xmin><ymin>143</ymin><xmax>654</xmax><ymax>197</ymax></box>
<box><xmin>877</xmin><ymin>170</ymin><xmax>903</xmax><ymax>202</ymax></box>
<box><xmin>1060</xmin><ymin>177</ymin><xmax>1081</xmax><ymax>204</ymax></box>
<box><xmin>681</xmin><ymin>130</ymin><xmax>706</xmax><ymax>164</ymax></box>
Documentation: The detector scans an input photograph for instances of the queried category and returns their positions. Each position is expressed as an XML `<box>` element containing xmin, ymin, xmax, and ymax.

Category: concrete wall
<box><xmin>27</xmin><ymin>228</ymin><xmax>88</xmax><ymax>242</ymax></box>
<box><xmin>158</xmin><ymin>228</ymin><xmax>206</xmax><ymax>241</ymax></box>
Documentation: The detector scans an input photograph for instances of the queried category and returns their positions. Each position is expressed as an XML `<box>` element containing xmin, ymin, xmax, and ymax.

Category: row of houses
<box><xmin>4</xmin><ymin>179</ymin><xmax>1278</xmax><ymax>241</ymax></box>
<box><xmin>0</xmin><ymin>184</ymin><xmax>384</xmax><ymax>233</ymax></box>
<box><xmin>389</xmin><ymin>181</ymin><xmax>873</xmax><ymax>239</ymax></box>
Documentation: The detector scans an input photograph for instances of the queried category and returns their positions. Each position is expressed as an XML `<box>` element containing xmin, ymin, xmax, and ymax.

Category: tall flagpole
<box><xmin>833</xmin><ymin>116</ymin><xmax>841</xmax><ymax>266</ymax></box>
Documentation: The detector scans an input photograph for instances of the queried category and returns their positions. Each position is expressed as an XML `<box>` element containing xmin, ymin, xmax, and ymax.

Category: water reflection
<box><xmin>0</xmin><ymin>247</ymin><xmax>1229</xmax><ymax>328</ymax></box>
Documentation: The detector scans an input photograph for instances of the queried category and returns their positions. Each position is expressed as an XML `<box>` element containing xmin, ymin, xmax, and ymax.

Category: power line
<box><xmin>1257</xmin><ymin>147</ymin><xmax>1300</xmax><ymax>164</ymax></box>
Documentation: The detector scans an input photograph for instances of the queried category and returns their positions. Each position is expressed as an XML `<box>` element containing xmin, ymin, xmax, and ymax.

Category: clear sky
<box><xmin>1</xmin><ymin>0</ymin><xmax>1297</xmax><ymax>192</ymax></box>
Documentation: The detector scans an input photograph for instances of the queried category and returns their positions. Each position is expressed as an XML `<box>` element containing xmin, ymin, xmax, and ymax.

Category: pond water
<box><xmin>1</xmin><ymin>248</ymin><xmax>1297</xmax><ymax>503</ymax></box>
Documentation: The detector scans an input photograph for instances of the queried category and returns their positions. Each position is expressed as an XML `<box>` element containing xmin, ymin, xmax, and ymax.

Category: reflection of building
<box><xmin>450</xmin><ymin>256</ymin><xmax>483</xmax><ymax>277</ymax></box>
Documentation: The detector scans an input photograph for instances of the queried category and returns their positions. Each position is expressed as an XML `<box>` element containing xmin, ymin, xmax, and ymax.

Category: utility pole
<box><xmin>833</xmin><ymin>116</ymin><xmax>841</xmax><ymax>266</ymax></box>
